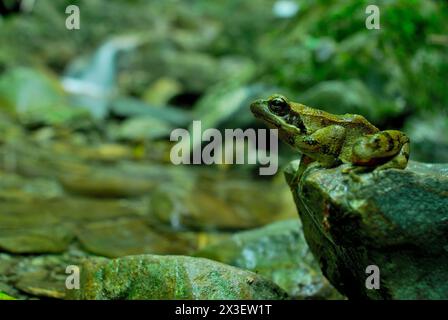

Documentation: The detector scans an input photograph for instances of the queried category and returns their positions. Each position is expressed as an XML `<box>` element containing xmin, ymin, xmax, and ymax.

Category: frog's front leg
<box><xmin>296</xmin><ymin>125</ymin><xmax>346</xmax><ymax>168</ymax></box>
<box><xmin>351</xmin><ymin>130</ymin><xmax>410</xmax><ymax>170</ymax></box>
<box><xmin>296</xmin><ymin>154</ymin><xmax>315</xmax><ymax>182</ymax></box>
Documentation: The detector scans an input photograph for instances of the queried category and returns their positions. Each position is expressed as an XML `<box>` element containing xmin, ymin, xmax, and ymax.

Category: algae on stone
<box><xmin>68</xmin><ymin>254</ymin><xmax>288</xmax><ymax>300</ymax></box>
<box><xmin>0</xmin><ymin>292</ymin><xmax>15</xmax><ymax>300</ymax></box>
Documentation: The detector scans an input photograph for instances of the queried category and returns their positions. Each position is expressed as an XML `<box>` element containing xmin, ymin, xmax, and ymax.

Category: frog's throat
<box><xmin>251</xmin><ymin>102</ymin><xmax>302</xmax><ymax>135</ymax></box>
<box><xmin>256</xmin><ymin>113</ymin><xmax>302</xmax><ymax>138</ymax></box>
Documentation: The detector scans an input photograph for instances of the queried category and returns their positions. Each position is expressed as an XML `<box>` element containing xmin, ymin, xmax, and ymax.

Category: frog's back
<box><xmin>292</xmin><ymin>102</ymin><xmax>379</xmax><ymax>135</ymax></box>
<box><xmin>338</xmin><ymin>113</ymin><xmax>379</xmax><ymax>135</ymax></box>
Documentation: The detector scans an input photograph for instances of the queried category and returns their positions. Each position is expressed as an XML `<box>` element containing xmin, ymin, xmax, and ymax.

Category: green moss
<box><xmin>68</xmin><ymin>255</ymin><xmax>288</xmax><ymax>300</ymax></box>
<box><xmin>0</xmin><ymin>292</ymin><xmax>16</xmax><ymax>300</ymax></box>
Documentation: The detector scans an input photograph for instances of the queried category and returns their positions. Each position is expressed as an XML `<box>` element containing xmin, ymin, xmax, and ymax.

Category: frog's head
<box><xmin>250</xmin><ymin>94</ymin><xmax>307</xmax><ymax>146</ymax></box>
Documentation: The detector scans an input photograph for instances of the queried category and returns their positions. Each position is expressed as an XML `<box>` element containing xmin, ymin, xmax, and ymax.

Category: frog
<box><xmin>250</xmin><ymin>94</ymin><xmax>410</xmax><ymax>172</ymax></box>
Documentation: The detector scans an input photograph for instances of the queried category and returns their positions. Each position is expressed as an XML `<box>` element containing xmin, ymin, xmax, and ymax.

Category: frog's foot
<box><xmin>341</xmin><ymin>165</ymin><xmax>372</xmax><ymax>181</ymax></box>
<box><xmin>296</xmin><ymin>155</ymin><xmax>315</xmax><ymax>183</ymax></box>
<box><xmin>342</xmin><ymin>165</ymin><xmax>371</xmax><ymax>174</ymax></box>
<box><xmin>351</xmin><ymin>130</ymin><xmax>410</xmax><ymax>170</ymax></box>
<box><xmin>373</xmin><ymin>141</ymin><xmax>410</xmax><ymax>171</ymax></box>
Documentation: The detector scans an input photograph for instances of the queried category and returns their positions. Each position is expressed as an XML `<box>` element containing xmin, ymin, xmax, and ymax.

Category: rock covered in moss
<box><xmin>0</xmin><ymin>292</ymin><xmax>15</xmax><ymax>300</ymax></box>
<box><xmin>195</xmin><ymin>219</ymin><xmax>341</xmax><ymax>299</ymax></box>
<box><xmin>67</xmin><ymin>254</ymin><xmax>288</xmax><ymax>300</ymax></box>
<box><xmin>285</xmin><ymin>159</ymin><xmax>448</xmax><ymax>299</ymax></box>
<box><xmin>0</xmin><ymin>251</ymin><xmax>89</xmax><ymax>300</ymax></box>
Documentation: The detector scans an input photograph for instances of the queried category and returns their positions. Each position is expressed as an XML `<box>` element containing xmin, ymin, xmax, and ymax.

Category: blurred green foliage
<box><xmin>0</xmin><ymin>0</ymin><xmax>447</xmax><ymax>162</ymax></box>
<box><xmin>258</xmin><ymin>0</ymin><xmax>448</xmax><ymax>121</ymax></box>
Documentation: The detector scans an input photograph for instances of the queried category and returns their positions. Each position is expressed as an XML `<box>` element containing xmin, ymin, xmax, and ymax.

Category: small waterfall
<box><xmin>61</xmin><ymin>35</ymin><xmax>143</xmax><ymax>119</ymax></box>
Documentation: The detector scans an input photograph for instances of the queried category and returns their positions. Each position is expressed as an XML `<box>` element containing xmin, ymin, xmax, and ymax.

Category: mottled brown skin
<box><xmin>250</xmin><ymin>94</ymin><xmax>410</xmax><ymax>171</ymax></box>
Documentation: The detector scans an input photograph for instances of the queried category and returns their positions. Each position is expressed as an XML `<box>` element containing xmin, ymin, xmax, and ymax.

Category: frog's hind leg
<box><xmin>351</xmin><ymin>130</ymin><xmax>410</xmax><ymax>170</ymax></box>
<box><xmin>374</xmin><ymin>140</ymin><xmax>410</xmax><ymax>171</ymax></box>
<box><xmin>297</xmin><ymin>124</ymin><xmax>346</xmax><ymax>169</ymax></box>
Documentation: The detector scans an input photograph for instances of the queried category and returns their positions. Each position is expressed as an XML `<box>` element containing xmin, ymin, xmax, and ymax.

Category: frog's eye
<box><xmin>268</xmin><ymin>97</ymin><xmax>289</xmax><ymax>116</ymax></box>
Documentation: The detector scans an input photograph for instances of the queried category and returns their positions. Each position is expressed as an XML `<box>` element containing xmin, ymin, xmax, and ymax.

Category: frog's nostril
<box><xmin>250</xmin><ymin>101</ymin><xmax>260</xmax><ymax>112</ymax></box>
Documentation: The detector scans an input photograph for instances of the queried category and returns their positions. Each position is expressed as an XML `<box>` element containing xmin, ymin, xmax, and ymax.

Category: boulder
<box><xmin>285</xmin><ymin>159</ymin><xmax>448</xmax><ymax>299</ymax></box>
<box><xmin>67</xmin><ymin>254</ymin><xmax>288</xmax><ymax>300</ymax></box>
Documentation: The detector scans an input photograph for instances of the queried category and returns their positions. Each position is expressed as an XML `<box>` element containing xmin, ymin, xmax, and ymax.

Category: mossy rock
<box><xmin>0</xmin><ymin>292</ymin><xmax>16</xmax><ymax>300</ymax></box>
<box><xmin>67</xmin><ymin>254</ymin><xmax>288</xmax><ymax>300</ymax></box>
<box><xmin>285</xmin><ymin>159</ymin><xmax>448</xmax><ymax>299</ymax></box>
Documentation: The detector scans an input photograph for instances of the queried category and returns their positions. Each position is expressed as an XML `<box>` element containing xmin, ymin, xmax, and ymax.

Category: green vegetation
<box><xmin>0</xmin><ymin>292</ymin><xmax>15</xmax><ymax>300</ymax></box>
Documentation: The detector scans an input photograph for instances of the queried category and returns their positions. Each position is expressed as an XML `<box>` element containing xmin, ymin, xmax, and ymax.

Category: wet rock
<box><xmin>14</xmin><ymin>271</ymin><xmax>66</xmax><ymax>299</ymax></box>
<box><xmin>111</xmin><ymin>116</ymin><xmax>173</xmax><ymax>142</ymax></box>
<box><xmin>77</xmin><ymin>218</ymin><xmax>197</xmax><ymax>258</ymax></box>
<box><xmin>76</xmin><ymin>143</ymin><xmax>135</xmax><ymax>163</ymax></box>
<box><xmin>58</xmin><ymin>168</ymin><xmax>156</xmax><ymax>198</ymax></box>
<box><xmin>0</xmin><ymin>137</ymin><xmax>78</xmax><ymax>179</ymax></box>
<box><xmin>0</xmin><ymin>135</ymin><xmax>178</xmax><ymax>197</ymax></box>
<box><xmin>110</xmin><ymin>97</ymin><xmax>191</xmax><ymax>127</ymax></box>
<box><xmin>68</xmin><ymin>254</ymin><xmax>288</xmax><ymax>300</ymax></box>
<box><xmin>0</xmin><ymin>254</ymin><xmax>16</xmax><ymax>276</ymax></box>
<box><xmin>285</xmin><ymin>159</ymin><xmax>448</xmax><ymax>299</ymax></box>
<box><xmin>12</xmin><ymin>251</ymin><xmax>89</xmax><ymax>299</ymax></box>
<box><xmin>0</xmin><ymin>254</ymin><xmax>24</xmax><ymax>299</ymax></box>
<box><xmin>0</xmin><ymin>225</ymin><xmax>74</xmax><ymax>254</ymax></box>
<box><xmin>0</xmin><ymin>197</ymin><xmax>139</xmax><ymax>227</ymax></box>
<box><xmin>56</xmin><ymin>161</ymin><xmax>183</xmax><ymax>198</ymax></box>
<box><xmin>0</xmin><ymin>171</ymin><xmax>64</xmax><ymax>200</ymax></box>
<box><xmin>0</xmin><ymin>196</ymin><xmax>141</xmax><ymax>255</ymax></box>
<box><xmin>150</xmin><ymin>174</ymin><xmax>296</xmax><ymax>231</ymax></box>
<box><xmin>195</xmin><ymin>219</ymin><xmax>342</xmax><ymax>299</ymax></box>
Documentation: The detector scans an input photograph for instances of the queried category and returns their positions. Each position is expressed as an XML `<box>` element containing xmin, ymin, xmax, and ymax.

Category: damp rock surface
<box><xmin>285</xmin><ymin>159</ymin><xmax>448</xmax><ymax>300</ymax></box>
<box><xmin>67</xmin><ymin>254</ymin><xmax>288</xmax><ymax>300</ymax></box>
<box><xmin>195</xmin><ymin>219</ymin><xmax>342</xmax><ymax>299</ymax></box>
